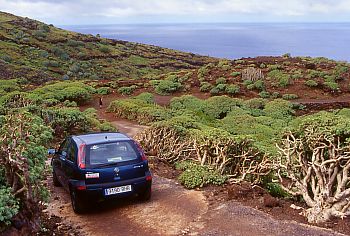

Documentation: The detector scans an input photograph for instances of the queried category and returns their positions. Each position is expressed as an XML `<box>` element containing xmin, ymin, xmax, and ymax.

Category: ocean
<box><xmin>62</xmin><ymin>23</ymin><xmax>350</xmax><ymax>62</ymax></box>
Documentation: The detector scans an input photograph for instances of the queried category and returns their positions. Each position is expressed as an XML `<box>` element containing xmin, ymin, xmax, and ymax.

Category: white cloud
<box><xmin>0</xmin><ymin>0</ymin><xmax>350</xmax><ymax>24</ymax></box>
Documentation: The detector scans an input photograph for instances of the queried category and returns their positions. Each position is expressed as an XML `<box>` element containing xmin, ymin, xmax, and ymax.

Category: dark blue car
<box><xmin>50</xmin><ymin>132</ymin><xmax>152</xmax><ymax>213</ymax></box>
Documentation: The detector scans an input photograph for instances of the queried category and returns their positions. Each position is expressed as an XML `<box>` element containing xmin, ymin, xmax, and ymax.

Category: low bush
<box><xmin>155</xmin><ymin>80</ymin><xmax>182</xmax><ymax>95</ymax></box>
<box><xmin>231</xmin><ymin>71</ymin><xmax>241</xmax><ymax>77</ymax></box>
<box><xmin>96</xmin><ymin>87</ymin><xmax>111</xmax><ymax>95</ymax></box>
<box><xmin>99</xmin><ymin>45</ymin><xmax>111</xmax><ymax>53</ymax></box>
<box><xmin>268</xmin><ymin>70</ymin><xmax>290</xmax><ymax>87</ymax></box>
<box><xmin>225</xmin><ymin>84</ymin><xmax>240</xmax><ymax>95</ymax></box>
<box><xmin>324</xmin><ymin>81</ymin><xmax>339</xmax><ymax>91</ymax></box>
<box><xmin>246</xmin><ymin>80</ymin><xmax>265</xmax><ymax>91</ymax></box>
<box><xmin>0</xmin><ymin>187</ymin><xmax>19</xmax><ymax>226</ymax></box>
<box><xmin>216</xmin><ymin>77</ymin><xmax>227</xmax><ymax>85</ymax></box>
<box><xmin>282</xmin><ymin>94</ymin><xmax>299</xmax><ymax>100</ymax></box>
<box><xmin>107</xmin><ymin>99</ymin><xmax>170</xmax><ymax>124</ymax></box>
<box><xmin>200</xmin><ymin>82</ymin><xmax>213</xmax><ymax>92</ymax></box>
<box><xmin>29</xmin><ymin>81</ymin><xmax>94</xmax><ymax>105</ymax></box>
<box><xmin>134</xmin><ymin>92</ymin><xmax>155</xmax><ymax>104</ymax></box>
<box><xmin>259</xmin><ymin>91</ymin><xmax>270</xmax><ymax>98</ymax></box>
<box><xmin>118</xmin><ymin>85</ymin><xmax>137</xmax><ymax>95</ymax></box>
<box><xmin>305</xmin><ymin>80</ymin><xmax>318</xmax><ymax>87</ymax></box>
<box><xmin>176</xmin><ymin>161</ymin><xmax>227</xmax><ymax>189</ymax></box>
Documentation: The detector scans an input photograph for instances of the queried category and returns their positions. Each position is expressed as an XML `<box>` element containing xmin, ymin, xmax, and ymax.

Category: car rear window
<box><xmin>86</xmin><ymin>141</ymin><xmax>139</xmax><ymax>167</ymax></box>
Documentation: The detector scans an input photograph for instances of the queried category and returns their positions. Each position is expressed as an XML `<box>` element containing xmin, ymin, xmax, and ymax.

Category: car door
<box><xmin>61</xmin><ymin>141</ymin><xmax>78</xmax><ymax>190</ymax></box>
<box><xmin>52</xmin><ymin>138</ymin><xmax>70</xmax><ymax>186</ymax></box>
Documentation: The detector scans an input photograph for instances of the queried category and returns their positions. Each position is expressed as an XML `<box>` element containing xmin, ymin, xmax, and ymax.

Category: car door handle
<box><xmin>133</xmin><ymin>165</ymin><xmax>144</xmax><ymax>168</ymax></box>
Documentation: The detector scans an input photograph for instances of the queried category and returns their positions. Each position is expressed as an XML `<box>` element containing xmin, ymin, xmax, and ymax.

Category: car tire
<box><xmin>70</xmin><ymin>189</ymin><xmax>86</xmax><ymax>214</ymax></box>
<box><xmin>138</xmin><ymin>185</ymin><xmax>151</xmax><ymax>201</ymax></box>
<box><xmin>52</xmin><ymin>170</ymin><xmax>61</xmax><ymax>187</ymax></box>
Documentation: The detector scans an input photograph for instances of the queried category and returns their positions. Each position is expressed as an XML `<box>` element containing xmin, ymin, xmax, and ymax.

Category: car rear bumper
<box><xmin>71</xmin><ymin>175</ymin><xmax>152</xmax><ymax>201</ymax></box>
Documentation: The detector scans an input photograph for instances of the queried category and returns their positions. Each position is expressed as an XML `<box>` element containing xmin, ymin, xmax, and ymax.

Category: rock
<box><xmin>227</xmin><ymin>183</ymin><xmax>253</xmax><ymax>200</ymax></box>
<box><xmin>290</xmin><ymin>204</ymin><xmax>303</xmax><ymax>210</ymax></box>
<box><xmin>263</xmin><ymin>194</ymin><xmax>280</xmax><ymax>208</ymax></box>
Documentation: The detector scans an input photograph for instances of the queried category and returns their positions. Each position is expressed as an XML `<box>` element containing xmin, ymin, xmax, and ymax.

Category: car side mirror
<box><xmin>48</xmin><ymin>149</ymin><xmax>56</xmax><ymax>155</ymax></box>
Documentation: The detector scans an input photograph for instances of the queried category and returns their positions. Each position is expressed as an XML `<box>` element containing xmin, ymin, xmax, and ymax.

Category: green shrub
<box><xmin>260</xmin><ymin>63</ymin><xmax>267</xmax><ymax>69</ymax></box>
<box><xmin>259</xmin><ymin>91</ymin><xmax>270</xmax><ymax>98</ymax></box>
<box><xmin>264</xmin><ymin>99</ymin><xmax>294</xmax><ymax>120</ymax></box>
<box><xmin>200</xmin><ymin>82</ymin><xmax>213</xmax><ymax>92</ymax></box>
<box><xmin>268</xmin><ymin>70</ymin><xmax>290</xmax><ymax>87</ymax></box>
<box><xmin>244</xmin><ymin>98</ymin><xmax>267</xmax><ymax>110</ymax></box>
<box><xmin>267</xmin><ymin>64</ymin><xmax>283</xmax><ymax>70</ymax></box>
<box><xmin>67</xmin><ymin>39</ymin><xmax>84</xmax><ymax>47</ymax></box>
<box><xmin>63</xmin><ymin>100</ymin><xmax>78</xmax><ymax>107</ymax></box>
<box><xmin>231</xmin><ymin>71</ymin><xmax>241</xmax><ymax>77</ymax></box>
<box><xmin>134</xmin><ymin>92</ymin><xmax>155</xmax><ymax>104</ymax></box>
<box><xmin>176</xmin><ymin>161</ymin><xmax>227</xmax><ymax>189</ymax></box>
<box><xmin>225</xmin><ymin>84</ymin><xmax>240</xmax><ymax>95</ymax></box>
<box><xmin>0</xmin><ymin>54</ymin><xmax>12</xmax><ymax>63</ymax></box>
<box><xmin>0</xmin><ymin>187</ymin><xmax>19</xmax><ymax>225</ymax></box>
<box><xmin>99</xmin><ymin>45</ymin><xmax>111</xmax><ymax>53</ymax></box>
<box><xmin>254</xmin><ymin>80</ymin><xmax>265</xmax><ymax>90</ymax></box>
<box><xmin>52</xmin><ymin>47</ymin><xmax>69</xmax><ymax>60</ymax></box>
<box><xmin>29</xmin><ymin>81</ymin><xmax>94</xmax><ymax>105</ymax></box>
<box><xmin>0</xmin><ymin>79</ymin><xmax>20</xmax><ymax>96</ymax></box>
<box><xmin>271</xmin><ymin>92</ymin><xmax>280</xmax><ymax>99</ymax></box>
<box><xmin>155</xmin><ymin>80</ymin><xmax>182</xmax><ymax>95</ymax></box>
<box><xmin>108</xmin><ymin>99</ymin><xmax>170</xmax><ymax>124</ymax></box>
<box><xmin>33</xmin><ymin>30</ymin><xmax>47</xmax><ymax>38</ymax></box>
<box><xmin>282</xmin><ymin>94</ymin><xmax>299</xmax><ymax>100</ymax></box>
<box><xmin>324</xmin><ymin>81</ymin><xmax>339</xmax><ymax>91</ymax></box>
<box><xmin>43</xmin><ymin>60</ymin><xmax>60</xmax><ymax>68</ymax></box>
<box><xmin>243</xmin><ymin>80</ymin><xmax>253</xmax><ymax>87</ymax></box>
<box><xmin>118</xmin><ymin>86</ymin><xmax>136</xmax><ymax>95</ymax></box>
<box><xmin>218</xmin><ymin>60</ymin><xmax>231</xmax><ymax>69</ymax></box>
<box><xmin>170</xmin><ymin>95</ymin><xmax>204</xmax><ymax>112</ymax></box>
<box><xmin>208</xmin><ymin>87</ymin><xmax>218</xmax><ymax>95</ymax></box>
<box><xmin>204</xmin><ymin>96</ymin><xmax>243</xmax><ymax>119</ymax></box>
<box><xmin>96</xmin><ymin>87</ymin><xmax>111</xmax><ymax>95</ymax></box>
<box><xmin>216</xmin><ymin>77</ymin><xmax>227</xmax><ymax>85</ymax></box>
<box><xmin>305</xmin><ymin>80</ymin><xmax>318</xmax><ymax>87</ymax></box>
<box><xmin>99</xmin><ymin>122</ymin><xmax>116</xmax><ymax>132</ymax></box>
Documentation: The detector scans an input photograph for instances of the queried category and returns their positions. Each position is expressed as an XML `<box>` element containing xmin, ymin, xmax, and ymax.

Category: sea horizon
<box><xmin>62</xmin><ymin>22</ymin><xmax>350</xmax><ymax>62</ymax></box>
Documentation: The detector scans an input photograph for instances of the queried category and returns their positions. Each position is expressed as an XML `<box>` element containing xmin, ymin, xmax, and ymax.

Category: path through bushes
<box><xmin>43</xmin><ymin>94</ymin><xmax>349</xmax><ymax>236</ymax></box>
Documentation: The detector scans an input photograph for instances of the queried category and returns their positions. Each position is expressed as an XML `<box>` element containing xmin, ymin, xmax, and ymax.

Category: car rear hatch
<box><xmin>81</xmin><ymin>140</ymin><xmax>148</xmax><ymax>185</ymax></box>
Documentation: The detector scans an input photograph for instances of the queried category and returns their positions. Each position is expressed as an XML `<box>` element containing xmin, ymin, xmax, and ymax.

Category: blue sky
<box><xmin>1</xmin><ymin>0</ymin><xmax>350</xmax><ymax>25</ymax></box>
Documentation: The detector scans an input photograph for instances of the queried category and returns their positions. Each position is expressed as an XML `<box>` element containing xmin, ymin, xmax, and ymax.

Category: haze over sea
<box><xmin>63</xmin><ymin>23</ymin><xmax>350</xmax><ymax>62</ymax></box>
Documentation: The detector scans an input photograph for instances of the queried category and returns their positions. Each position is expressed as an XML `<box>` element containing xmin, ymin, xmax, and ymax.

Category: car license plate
<box><xmin>104</xmin><ymin>185</ymin><xmax>132</xmax><ymax>196</ymax></box>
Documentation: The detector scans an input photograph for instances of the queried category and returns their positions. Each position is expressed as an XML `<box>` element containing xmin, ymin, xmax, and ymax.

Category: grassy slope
<box><xmin>0</xmin><ymin>11</ymin><xmax>217</xmax><ymax>84</ymax></box>
<box><xmin>1</xmin><ymin>11</ymin><xmax>350</xmax><ymax>101</ymax></box>
<box><xmin>155</xmin><ymin>56</ymin><xmax>350</xmax><ymax>101</ymax></box>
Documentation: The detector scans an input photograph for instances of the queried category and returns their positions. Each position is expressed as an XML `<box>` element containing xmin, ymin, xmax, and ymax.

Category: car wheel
<box><xmin>70</xmin><ymin>189</ymin><xmax>86</xmax><ymax>214</ymax></box>
<box><xmin>138</xmin><ymin>185</ymin><xmax>151</xmax><ymax>201</ymax></box>
<box><xmin>52</xmin><ymin>170</ymin><xmax>61</xmax><ymax>187</ymax></box>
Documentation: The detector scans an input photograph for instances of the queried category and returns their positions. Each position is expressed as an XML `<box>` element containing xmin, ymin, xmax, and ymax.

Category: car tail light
<box><xmin>78</xmin><ymin>143</ymin><xmax>86</xmax><ymax>169</ymax></box>
<box><xmin>76</xmin><ymin>185</ymin><xmax>86</xmax><ymax>190</ymax></box>
<box><xmin>134</xmin><ymin>141</ymin><xmax>148</xmax><ymax>161</ymax></box>
<box><xmin>146</xmin><ymin>175</ymin><xmax>152</xmax><ymax>181</ymax></box>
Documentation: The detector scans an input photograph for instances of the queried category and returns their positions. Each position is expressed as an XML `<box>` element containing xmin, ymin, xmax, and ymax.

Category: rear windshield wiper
<box><xmin>91</xmin><ymin>162</ymin><xmax>119</xmax><ymax>168</ymax></box>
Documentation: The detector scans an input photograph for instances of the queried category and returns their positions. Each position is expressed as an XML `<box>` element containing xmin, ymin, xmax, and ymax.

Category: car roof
<box><xmin>72</xmin><ymin>132</ymin><xmax>132</xmax><ymax>145</ymax></box>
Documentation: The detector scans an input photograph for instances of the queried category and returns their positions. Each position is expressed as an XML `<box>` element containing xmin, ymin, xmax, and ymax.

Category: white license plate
<box><xmin>104</xmin><ymin>185</ymin><xmax>132</xmax><ymax>196</ymax></box>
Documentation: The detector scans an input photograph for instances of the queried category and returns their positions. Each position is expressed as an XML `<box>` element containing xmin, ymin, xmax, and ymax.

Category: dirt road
<box><xmin>46</xmin><ymin>99</ymin><xmax>347</xmax><ymax>236</ymax></box>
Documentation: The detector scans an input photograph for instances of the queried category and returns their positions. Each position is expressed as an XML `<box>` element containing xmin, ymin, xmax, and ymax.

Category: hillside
<box><xmin>151</xmin><ymin>56</ymin><xmax>350</xmax><ymax>102</ymax></box>
<box><xmin>0</xmin><ymin>11</ymin><xmax>216</xmax><ymax>84</ymax></box>
<box><xmin>2</xmin><ymin>11</ymin><xmax>350</xmax><ymax>236</ymax></box>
